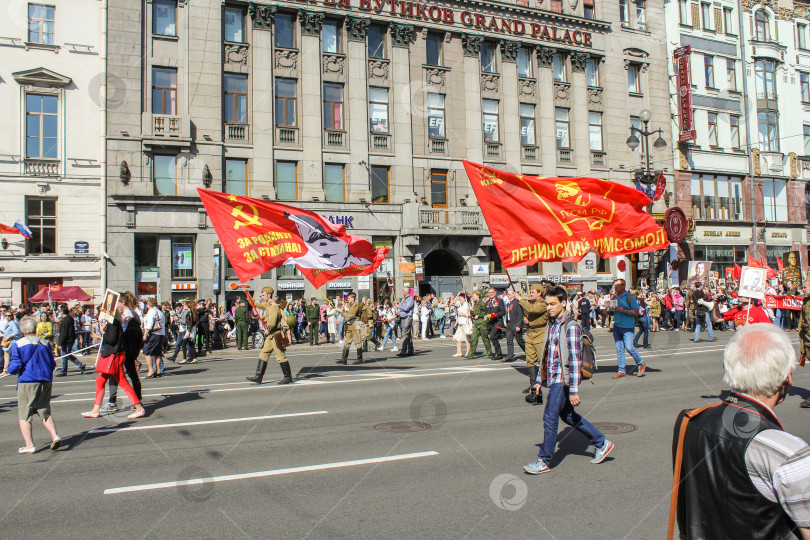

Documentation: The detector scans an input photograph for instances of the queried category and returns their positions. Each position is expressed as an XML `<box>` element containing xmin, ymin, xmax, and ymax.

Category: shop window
<box><xmin>563</xmin><ymin>262</ymin><xmax>577</xmax><ymax>274</ymax></box>
<box><xmin>171</xmin><ymin>235</ymin><xmax>194</xmax><ymax>279</ymax></box>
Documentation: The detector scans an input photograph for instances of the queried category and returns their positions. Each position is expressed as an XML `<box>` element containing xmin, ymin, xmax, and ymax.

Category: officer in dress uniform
<box><xmin>485</xmin><ymin>288</ymin><xmax>506</xmax><ymax>360</ymax></box>
<box><xmin>337</xmin><ymin>292</ymin><xmax>364</xmax><ymax>365</ymax></box>
<box><xmin>466</xmin><ymin>290</ymin><xmax>492</xmax><ymax>359</ymax></box>
<box><xmin>504</xmin><ymin>290</ymin><xmax>526</xmax><ymax>361</ymax></box>
<box><xmin>798</xmin><ymin>281</ymin><xmax>810</xmax><ymax>407</ymax></box>
<box><xmin>246</xmin><ymin>286</ymin><xmax>293</xmax><ymax>384</ymax></box>
<box><xmin>306</xmin><ymin>297</ymin><xmax>320</xmax><ymax>346</ymax></box>
<box><xmin>515</xmin><ymin>282</ymin><xmax>550</xmax><ymax>395</ymax></box>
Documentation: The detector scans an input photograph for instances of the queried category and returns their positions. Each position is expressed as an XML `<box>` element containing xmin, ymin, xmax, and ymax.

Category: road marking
<box><xmin>88</xmin><ymin>411</ymin><xmax>328</xmax><ymax>433</ymax></box>
<box><xmin>104</xmin><ymin>451</ymin><xmax>440</xmax><ymax>495</ymax></box>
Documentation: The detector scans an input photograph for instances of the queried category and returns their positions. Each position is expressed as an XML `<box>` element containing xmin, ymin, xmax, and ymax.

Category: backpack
<box><xmin>558</xmin><ymin>318</ymin><xmax>597</xmax><ymax>381</ymax></box>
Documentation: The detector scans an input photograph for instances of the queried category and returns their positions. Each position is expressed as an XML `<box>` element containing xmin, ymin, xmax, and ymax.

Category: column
<box><xmin>346</xmin><ymin>17</ymin><xmax>371</xmax><ymax>201</ymax></box>
<box><xmin>390</xmin><ymin>23</ymin><xmax>415</xmax><ymax>202</ymax></box>
<box><xmin>501</xmin><ymin>40</ymin><xmax>520</xmax><ymax>166</ymax></box>
<box><xmin>298</xmin><ymin>10</ymin><xmax>325</xmax><ymax>200</ymax></box>
<box><xmin>462</xmin><ymin>34</ymin><xmax>484</xmax><ymax>163</ymax></box>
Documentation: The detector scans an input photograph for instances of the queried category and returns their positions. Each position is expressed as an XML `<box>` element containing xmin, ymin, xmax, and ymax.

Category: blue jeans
<box><xmin>694</xmin><ymin>312</ymin><xmax>714</xmax><ymax>341</ymax></box>
<box><xmin>437</xmin><ymin>316</ymin><xmax>446</xmax><ymax>335</ymax></box>
<box><xmin>338</xmin><ymin>321</ymin><xmax>346</xmax><ymax>340</ymax></box>
<box><xmin>613</xmin><ymin>326</ymin><xmax>643</xmax><ymax>373</ymax></box>
<box><xmin>673</xmin><ymin>310</ymin><xmax>684</xmax><ymax>329</ymax></box>
<box><xmin>633</xmin><ymin>316</ymin><xmax>650</xmax><ymax>347</ymax></box>
<box><xmin>380</xmin><ymin>326</ymin><xmax>397</xmax><ymax>349</ymax></box>
<box><xmin>537</xmin><ymin>383</ymin><xmax>605</xmax><ymax>465</ymax></box>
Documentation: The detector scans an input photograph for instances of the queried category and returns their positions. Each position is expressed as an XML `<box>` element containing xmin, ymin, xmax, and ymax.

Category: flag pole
<box><xmin>314</xmin><ymin>286</ymin><xmax>337</xmax><ymax>309</ymax></box>
<box><xmin>504</xmin><ymin>268</ymin><xmax>517</xmax><ymax>293</ymax></box>
<box><xmin>241</xmin><ymin>285</ymin><xmax>268</xmax><ymax>334</ymax></box>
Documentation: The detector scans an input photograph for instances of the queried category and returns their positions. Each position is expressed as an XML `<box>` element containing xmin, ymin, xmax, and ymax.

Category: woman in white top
<box><xmin>327</xmin><ymin>303</ymin><xmax>338</xmax><ymax>343</ymax></box>
<box><xmin>453</xmin><ymin>293</ymin><xmax>472</xmax><ymax>357</ymax></box>
<box><xmin>420</xmin><ymin>300</ymin><xmax>431</xmax><ymax>340</ymax></box>
<box><xmin>377</xmin><ymin>301</ymin><xmax>398</xmax><ymax>352</ymax></box>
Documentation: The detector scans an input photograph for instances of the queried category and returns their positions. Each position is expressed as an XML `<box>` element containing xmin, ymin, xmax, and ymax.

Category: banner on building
<box><xmin>674</xmin><ymin>45</ymin><xmax>696</xmax><ymax>142</ymax></box>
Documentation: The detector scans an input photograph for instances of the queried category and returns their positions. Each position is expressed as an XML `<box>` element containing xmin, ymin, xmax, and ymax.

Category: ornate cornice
<box><xmin>536</xmin><ymin>46</ymin><xmax>555</xmax><ymax>67</ymax></box>
<box><xmin>298</xmin><ymin>10</ymin><xmax>324</xmax><ymax>36</ymax></box>
<box><xmin>462</xmin><ymin>34</ymin><xmax>484</xmax><ymax>57</ymax></box>
<box><xmin>570</xmin><ymin>50</ymin><xmax>588</xmax><ymax>72</ymax></box>
<box><xmin>390</xmin><ymin>23</ymin><xmax>414</xmax><ymax>48</ymax></box>
<box><xmin>346</xmin><ymin>16</ymin><xmax>371</xmax><ymax>41</ymax></box>
<box><xmin>248</xmin><ymin>3</ymin><xmax>276</xmax><ymax>30</ymax></box>
<box><xmin>500</xmin><ymin>39</ymin><xmax>520</xmax><ymax>63</ymax></box>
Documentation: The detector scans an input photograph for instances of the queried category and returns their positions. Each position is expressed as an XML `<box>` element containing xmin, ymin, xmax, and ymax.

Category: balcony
<box><xmin>142</xmin><ymin>112</ymin><xmax>191</xmax><ymax>148</ymax></box>
<box><xmin>276</xmin><ymin>126</ymin><xmax>299</xmax><ymax>145</ymax></box>
<box><xmin>24</xmin><ymin>158</ymin><xmax>59</xmax><ymax>176</ymax></box>
<box><xmin>324</xmin><ymin>130</ymin><xmax>346</xmax><ymax>148</ymax></box>
<box><xmin>485</xmin><ymin>142</ymin><xmax>503</xmax><ymax>160</ymax></box>
<box><xmin>430</xmin><ymin>138</ymin><xmax>447</xmax><ymax>155</ymax></box>
<box><xmin>226</xmin><ymin>123</ymin><xmax>249</xmax><ymax>142</ymax></box>
<box><xmin>371</xmin><ymin>133</ymin><xmax>391</xmax><ymax>151</ymax></box>
<box><xmin>750</xmin><ymin>39</ymin><xmax>786</xmax><ymax>62</ymax></box>
<box><xmin>154</xmin><ymin>115</ymin><xmax>181</xmax><ymax>136</ymax></box>
<box><xmin>591</xmin><ymin>151</ymin><xmax>607</xmax><ymax>167</ymax></box>
<box><xmin>558</xmin><ymin>148</ymin><xmax>573</xmax><ymax>164</ymax></box>
<box><xmin>522</xmin><ymin>146</ymin><xmax>539</xmax><ymax>162</ymax></box>
<box><xmin>401</xmin><ymin>203</ymin><xmax>488</xmax><ymax>237</ymax></box>
<box><xmin>419</xmin><ymin>208</ymin><xmax>483</xmax><ymax>230</ymax></box>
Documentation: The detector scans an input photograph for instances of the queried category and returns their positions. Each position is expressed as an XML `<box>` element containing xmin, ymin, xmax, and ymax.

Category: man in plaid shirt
<box><xmin>524</xmin><ymin>286</ymin><xmax>614</xmax><ymax>474</ymax></box>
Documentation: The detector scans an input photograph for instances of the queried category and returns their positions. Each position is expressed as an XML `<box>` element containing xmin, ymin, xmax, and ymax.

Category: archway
<box><xmin>424</xmin><ymin>249</ymin><xmax>464</xmax><ymax>276</ymax></box>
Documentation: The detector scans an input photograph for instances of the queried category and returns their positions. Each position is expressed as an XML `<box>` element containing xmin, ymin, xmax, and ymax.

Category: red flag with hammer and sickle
<box><xmin>463</xmin><ymin>161</ymin><xmax>668</xmax><ymax>268</ymax></box>
<box><xmin>198</xmin><ymin>189</ymin><xmax>388</xmax><ymax>287</ymax></box>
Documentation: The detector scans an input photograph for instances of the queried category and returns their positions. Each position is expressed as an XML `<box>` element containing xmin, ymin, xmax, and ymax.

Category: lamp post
<box><xmin>626</xmin><ymin>108</ymin><xmax>668</xmax><ymax>288</ymax></box>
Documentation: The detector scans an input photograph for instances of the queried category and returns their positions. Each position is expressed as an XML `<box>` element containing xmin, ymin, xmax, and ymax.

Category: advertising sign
<box><xmin>173</xmin><ymin>243</ymin><xmax>193</xmax><ymax>270</ymax></box>
<box><xmin>674</xmin><ymin>45</ymin><xmax>696</xmax><ymax>142</ymax></box>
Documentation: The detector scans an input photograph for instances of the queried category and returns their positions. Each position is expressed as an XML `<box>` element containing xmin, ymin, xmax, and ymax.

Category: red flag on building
<box><xmin>0</xmin><ymin>223</ymin><xmax>25</xmax><ymax>236</ymax></box>
<box><xmin>197</xmin><ymin>189</ymin><xmax>388</xmax><ymax>288</ymax></box>
<box><xmin>733</xmin><ymin>264</ymin><xmax>742</xmax><ymax>280</ymax></box>
<box><xmin>653</xmin><ymin>172</ymin><xmax>666</xmax><ymax>202</ymax></box>
<box><xmin>777</xmin><ymin>257</ymin><xmax>784</xmax><ymax>271</ymax></box>
<box><xmin>462</xmin><ymin>161</ymin><xmax>668</xmax><ymax>267</ymax></box>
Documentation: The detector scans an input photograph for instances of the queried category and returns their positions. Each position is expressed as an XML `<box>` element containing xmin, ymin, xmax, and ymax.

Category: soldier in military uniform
<box><xmin>798</xmin><ymin>281</ymin><xmax>810</xmax><ymax>407</ymax></box>
<box><xmin>306</xmin><ymin>297</ymin><xmax>320</xmax><ymax>346</ymax></box>
<box><xmin>246</xmin><ymin>287</ymin><xmax>293</xmax><ymax>384</ymax></box>
<box><xmin>466</xmin><ymin>290</ymin><xmax>492</xmax><ymax>359</ymax></box>
<box><xmin>234</xmin><ymin>299</ymin><xmax>249</xmax><ymax>350</ymax></box>
<box><xmin>485</xmin><ymin>288</ymin><xmax>506</xmax><ymax>360</ymax></box>
<box><xmin>337</xmin><ymin>292</ymin><xmax>364</xmax><ymax>365</ymax></box>
<box><xmin>515</xmin><ymin>282</ymin><xmax>550</xmax><ymax>395</ymax></box>
<box><xmin>360</xmin><ymin>297</ymin><xmax>379</xmax><ymax>352</ymax></box>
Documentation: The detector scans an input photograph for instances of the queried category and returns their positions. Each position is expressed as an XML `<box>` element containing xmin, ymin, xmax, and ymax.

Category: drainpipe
<box><xmin>738</xmin><ymin>0</ymin><xmax>757</xmax><ymax>254</ymax></box>
<box><xmin>100</xmin><ymin>0</ymin><xmax>108</xmax><ymax>291</ymax></box>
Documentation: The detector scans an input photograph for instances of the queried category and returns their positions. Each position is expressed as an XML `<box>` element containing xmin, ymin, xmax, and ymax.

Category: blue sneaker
<box><xmin>590</xmin><ymin>440</ymin><xmax>615</xmax><ymax>464</ymax></box>
<box><xmin>523</xmin><ymin>458</ymin><xmax>550</xmax><ymax>475</ymax></box>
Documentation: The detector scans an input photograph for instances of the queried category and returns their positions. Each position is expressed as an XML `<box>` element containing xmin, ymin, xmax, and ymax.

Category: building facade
<box><xmin>106</xmin><ymin>0</ymin><xmax>672</xmax><ymax>305</ymax></box>
<box><xmin>668</xmin><ymin>0</ymin><xmax>810</xmax><ymax>282</ymax></box>
<box><xmin>0</xmin><ymin>1</ymin><xmax>105</xmax><ymax>305</ymax></box>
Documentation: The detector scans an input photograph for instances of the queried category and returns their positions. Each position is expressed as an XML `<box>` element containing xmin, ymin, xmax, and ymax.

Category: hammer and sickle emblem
<box><xmin>232</xmin><ymin>204</ymin><xmax>261</xmax><ymax>230</ymax></box>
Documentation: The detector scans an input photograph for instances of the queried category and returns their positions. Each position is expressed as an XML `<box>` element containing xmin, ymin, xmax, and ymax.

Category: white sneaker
<box><xmin>391</xmin><ymin>347</ymin><xmax>398</xmax><ymax>352</ymax></box>
<box><xmin>439</xmin><ymin>335</ymin><xmax>446</xmax><ymax>339</ymax></box>
<box><xmin>377</xmin><ymin>346</ymin><xmax>383</xmax><ymax>351</ymax></box>
<box><xmin>338</xmin><ymin>340</ymin><xmax>344</xmax><ymax>344</ymax></box>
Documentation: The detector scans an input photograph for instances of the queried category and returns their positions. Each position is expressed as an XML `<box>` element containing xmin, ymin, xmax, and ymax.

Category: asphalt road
<box><xmin>1</xmin><ymin>329</ymin><xmax>808</xmax><ymax>539</ymax></box>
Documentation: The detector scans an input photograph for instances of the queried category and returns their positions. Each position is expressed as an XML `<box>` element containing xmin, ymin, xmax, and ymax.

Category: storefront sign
<box><xmin>358</xmin><ymin>275</ymin><xmax>371</xmax><ymax>289</ymax></box>
<box><xmin>489</xmin><ymin>275</ymin><xmax>511</xmax><ymax>286</ymax></box>
<box><xmin>327</xmin><ymin>281</ymin><xmax>353</xmax><ymax>290</ymax></box>
<box><xmin>665</xmin><ymin>207</ymin><xmax>688</xmax><ymax>243</ymax></box>
<box><xmin>228</xmin><ymin>282</ymin><xmax>251</xmax><ymax>290</ymax></box>
<box><xmin>327</xmin><ymin>215</ymin><xmax>354</xmax><ymax>229</ymax></box>
<box><xmin>74</xmin><ymin>241</ymin><xmax>89</xmax><ymax>254</ymax></box>
<box><xmin>472</xmin><ymin>264</ymin><xmax>488</xmax><ymax>275</ymax></box>
<box><xmin>399</xmin><ymin>260</ymin><xmax>415</xmax><ymax>272</ymax></box>
<box><xmin>277</xmin><ymin>281</ymin><xmax>305</xmax><ymax>291</ymax></box>
<box><xmin>373</xmin><ymin>237</ymin><xmax>394</xmax><ymax>249</ymax></box>
<box><xmin>674</xmin><ymin>46</ymin><xmax>696</xmax><ymax>142</ymax></box>
<box><xmin>213</xmin><ymin>244</ymin><xmax>221</xmax><ymax>295</ymax></box>
<box><xmin>172</xmin><ymin>282</ymin><xmax>198</xmax><ymax>291</ymax></box>
<box><xmin>537</xmin><ymin>275</ymin><xmax>575</xmax><ymax>283</ymax></box>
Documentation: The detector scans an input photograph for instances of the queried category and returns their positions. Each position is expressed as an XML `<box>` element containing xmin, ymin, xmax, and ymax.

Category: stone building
<box><xmin>105</xmin><ymin>0</ymin><xmax>673</xmax><ymax>305</ymax></box>
<box><xmin>0</xmin><ymin>1</ymin><xmax>105</xmax><ymax>305</ymax></box>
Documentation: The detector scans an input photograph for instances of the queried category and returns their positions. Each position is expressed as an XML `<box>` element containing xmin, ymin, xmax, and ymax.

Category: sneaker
<box><xmin>523</xmin><ymin>458</ymin><xmax>550</xmax><ymax>475</ymax></box>
<box><xmin>439</xmin><ymin>335</ymin><xmax>446</xmax><ymax>339</ymax></box>
<box><xmin>50</xmin><ymin>437</ymin><xmax>62</xmax><ymax>451</ymax></box>
<box><xmin>391</xmin><ymin>347</ymin><xmax>398</xmax><ymax>352</ymax></box>
<box><xmin>377</xmin><ymin>346</ymin><xmax>384</xmax><ymax>351</ymax></box>
<box><xmin>99</xmin><ymin>403</ymin><xmax>118</xmax><ymax>413</ymax></box>
<box><xmin>127</xmin><ymin>408</ymin><xmax>146</xmax><ymax>419</ymax></box>
<box><xmin>18</xmin><ymin>446</ymin><xmax>36</xmax><ymax>454</ymax></box>
<box><xmin>590</xmin><ymin>440</ymin><xmax>615</xmax><ymax>464</ymax></box>
<box><xmin>800</xmin><ymin>398</ymin><xmax>810</xmax><ymax>408</ymax></box>
<box><xmin>0</xmin><ymin>371</ymin><xmax>9</xmax><ymax>378</ymax></box>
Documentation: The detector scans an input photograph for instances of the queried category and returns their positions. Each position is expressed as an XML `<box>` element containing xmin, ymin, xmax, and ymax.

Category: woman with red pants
<box><xmin>81</xmin><ymin>307</ymin><xmax>145</xmax><ymax>420</ymax></box>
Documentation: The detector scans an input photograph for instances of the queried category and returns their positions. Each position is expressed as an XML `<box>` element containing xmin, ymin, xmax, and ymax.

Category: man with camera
<box><xmin>524</xmin><ymin>285</ymin><xmax>614</xmax><ymax>474</ymax></box>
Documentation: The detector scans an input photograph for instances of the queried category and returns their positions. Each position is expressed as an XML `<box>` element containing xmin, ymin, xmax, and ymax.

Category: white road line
<box><xmin>104</xmin><ymin>451</ymin><xmax>440</xmax><ymax>495</ymax></box>
<box><xmin>88</xmin><ymin>411</ymin><xmax>328</xmax><ymax>433</ymax></box>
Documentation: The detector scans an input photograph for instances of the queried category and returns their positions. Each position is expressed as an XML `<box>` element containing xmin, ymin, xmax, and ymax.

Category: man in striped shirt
<box><xmin>524</xmin><ymin>286</ymin><xmax>614</xmax><ymax>474</ymax></box>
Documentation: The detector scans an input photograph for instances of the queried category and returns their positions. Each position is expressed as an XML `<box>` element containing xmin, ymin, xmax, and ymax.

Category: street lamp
<box><xmin>626</xmin><ymin>108</ymin><xmax>668</xmax><ymax>288</ymax></box>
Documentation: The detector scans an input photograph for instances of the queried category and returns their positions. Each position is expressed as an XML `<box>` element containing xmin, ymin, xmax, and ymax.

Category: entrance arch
<box><xmin>423</xmin><ymin>249</ymin><xmax>464</xmax><ymax>276</ymax></box>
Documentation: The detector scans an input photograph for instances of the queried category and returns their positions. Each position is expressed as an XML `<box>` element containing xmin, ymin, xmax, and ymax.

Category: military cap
<box><xmin>530</xmin><ymin>283</ymin><xmax>545</xmax><ymax>293</ymax></box>
<box><xmin>311</xmin><ymin>297</ymin><xmax>317</xmax><ymax>301</ymax></box>
<box><xmin>540</xmin><ymin>279</ymin><xmax>555</xmax><ymax>289</ymax></box>
<box><xmin>472</xmin><ymin>289</ymin><xmax>482</xmax><ymax>296</ymax></box>
<box><xmin>262</xmin><ymin>286</ymin><xmax>275</xmax><ymax>295</ymax></box>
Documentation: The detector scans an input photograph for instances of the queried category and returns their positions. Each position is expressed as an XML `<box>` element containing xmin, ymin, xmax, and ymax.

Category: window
<box><xmin>489</xmin><ymin>246</ymin><xmax>504</xmax><ymax>274</ymax></box>
<box><xmin>694</xmin><ymin>246</ymin><xmax>748</xmax><ymax>266</ymax></box>
<box><xmin>520</xmin><ymin>104</ymin><xmax>536</xmax><ymax>146</ymax></box>
<box><xmin>482</xmin><ymin>99</ymin><xmax>499</xmax><ymax>143</ymax></box>
<box><xmin>526</xmin><ymin>262</ymin><xmax>544</xmax><ymax>274</ymax></box>
<box><xmin>323</xmin><ymin>83</ymin><xmax>344</xmax><ymax>131</ymax></box>
<box><xmin>154</xmin><ymin>154</ymin><xmax>177</xmax><ymax>196</ymax></box>
<box><xmin>704</xmin><ymin>55</ymin><xmax>714</xmax><ymax>87</ymax></box>
<box><xmin>707</xmin><ymin>112</ymin><xmax>718</xmax><ymax>147</ymax></box>
<box><xmin>555</xmin><ymin>108</ymin><xmax>570</xmax><ymax>148</ymax></box>
<box><xmin>799</xmin><ymin>23</ymin><xmax>808</xmax><ymax>49</ymax></box>
<box><xmin>619</xmin><ymin>0</ymin><xmax>629</xmax><ymax>23</ymax></box>
<box><xmin>552</xmin><ymin>53</ymin><xmax>566</xmax><ymax>82</ymax></box>
<box><xmin>690</xmin><ymin>174</ymin><xmax>743</xmax><ymax>220</ymax></box>
<box><xmin>28</xmin><ymin>4</ymin><xmax>55</xmax><ymax>44</ymax></box>
<box><xmin>171</xmin><ymin>236</ymin><xmax>194</xmax><ymax>279</ymax></box>
<box><xmin>224</xmin><ymin>74</ymin><xmax>247</xmax><ymax>123</ymax></box>
<box><xmin>758</xmin><ymin>111</ymin><xmax>779</xmax><ymax>151</ymax></box>
<box><xmin>225</xmin><ymin>159</ymin><xmax>247</xmax><ymax>196</ymax></box>
<box><xmin>324</xmin><ymin>163</ymin><xmax>344</xmax><ymax>202</ymax></box>
<box><xmin>801</xmin><ymin>72</ymin><xmax>810</xmax><ymax>103</ymax></box>
<box><xmin>730</xmin><ymin>115</ymin><xmax>740</xmax><ymax>149</ymax></box>
<box><xmin>25</xmin><ymin>94</ymin><xmax>57</xmax><ymax>159</ymax></box>
<box><xmin>679</xmin><ymin>0</ymin><xmax>690</xmax><ymax>25</ymax></box>
<box><xmin>369</xmin><ymin>87</ymin><xmax>389</xmax><ymax>133</ymax></box>
<box><xmin>589</xmin><ymin>111</ymin><xmax>603</xmax><ymax>151</ymax></box>
<box><xmin>550</xmin><ymin>0</ymin><xmax>563</xmax><ymax>13</ymax></box>
<box><xmin>755</xmin><ymin>60</ymin><xmax>776</xmax><ymax>99</ymax></box>
<box><xmin>755</xmin><ymin>10</ymin><xmax>769</xmax><ymax>40</ymax></box>
<box><xmin>275</xmin><ymin>13</ymin><xmax>295</xmax><ymax>48</ymax></box>
<box><xmin>322</xmin><ymin>20</ymin><xmax>341</xmax><ymax>53</ymax></box>
<box><xmin>701</xmin><ymin>2</ymin><xmax>712</xmax><ymax>30</ymax></box>
<box><xmin>763</xmin><ymin>178</ymin><xmax>788</xmax><ymax>221</ymax></box>
<box><xmin>274</xmin><ymin>78</ymin><xmax>296</xmax><ymax>127</ymax></box>
<box><xmin>627</xmin><ymin>63</ymin><xmax>641</xmax><ymax>93</ymax></box>
<box><xmin>430</xmin><ymin>170</ymin><xmax>447</xmax><ymax>208</ymax></box>
<box><xmin>224</xmin><ymin>6</ymin><xmax>245</xmax><ymax>43</ymax></box>
<box><xmin>586</xmin><ymin>58</ymin><xmax>599</xmax><ymax>87</ymax></box>
<box><xmin>630</xmin><ymin>115</ymin><xmax>641</xmax><ymax>152</ymax></box>
<box><xmin>134</xmin><ymin>234</ymin><xmax>159</xmax><ymax>269</ymax></box>
<box><xmin>584</xmin><ymin>0</ymin><xmax>595</xmax><ymax>19</ymax></box>
<box><xmin>426</xmin><ymin>32</ymin><xmax>442</xmax><ymax>66</ymax></box>
<box><xmin>427</xmin><ymin>93</ymin><xmax>445</xmax><ymax>138</ymax></box>
<box><xmin>636</xmin><ymin>0</ymin><xmax>646</xmax><ymax>27</ymax></box>
<box><xmin>517</xmin><ymin>48</ymin><xmax>532</xmax><ymax>78</ymax></box>
<box><xmin>153</xmin><ymin>0</ymin><xmax>176</xmax><ymax>36</ymax></box>
<box><xmin>480</xmin><ymin>42</ymin><xmax>497</xmax><ymax>73</ymax></box>
<box><xmin>723</xmin><ymin>7</ymin><xmax>734</xmax><ymax>34</ymax></box>
<box><xmin>152</xmin><ymin>68</ymin><xmax>177</xmax><ymax>114</ymax></box>
<box><xmin>26</xmin><ymin>198</ymin><xmax>56</xmax><ymax>255</ymax></box>
<box><xmin>726</xmin><ymin>59</ymin><xmax>737</xmax><ymax>91</ymax></box>
<box><xmin>804</xmin><ymin>125</ymin><xmax>810</xmax><ymax>155</ymax></box>
<box><xmin>276</xmin><ymin>161</ymin><xmax>297</xmax><ymax>200</ymax></box>
<box><xmin>276</xmin><ymin>264</ymin><xmax>300</xmax><ymax>278</ymax></box>
<box><xmin>370</xmin><ymin>165</ymin><xmax>390</xmax><ymax>203</ymax></box>
<box><xmin>562</xmin><ymin>262</ymin><xmax>577</xmax><ymax>274</ymax></box>
<box><xmin>368</xmin><ymin>24</ymin><xmax>386</xmax><ymax>58</ymax></box>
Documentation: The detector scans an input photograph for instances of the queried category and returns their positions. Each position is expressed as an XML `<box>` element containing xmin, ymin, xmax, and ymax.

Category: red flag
<box><xmin>777</xmin><ymin>257</ymin><xmax>784</xmax><ymax>271</ymax></box>
<box><xmin>747</xmin><ymin>256</ymin><xmax>761</xmax><ymax>268</ymax></box>
<box><xmin>762</xmin><ymin>262</ymin><xmax>778</xmax><ymax>280</ymax></box>
<box><xmin>653</xmin><ymin>172</ymin><xmax>666</xmax><ymax>202</ymax></box>
<box><xmin>733</xmin><ymin>264</ymin><xmax>742</xmax><ymax>280</ymax></box>
<box><xmin>197</xmin><ymin>189</ymin><xmax>388</xmax><ymax>287</ymax></box>
<box><xmin>0</xmin><ymin>223</ymin><xmax>24</xmax><ymax>236</ymax></box>
<box><xmin>462</xmin><ymin>161</ymin><xmax>667</xmax><ymax>267</ymax></box>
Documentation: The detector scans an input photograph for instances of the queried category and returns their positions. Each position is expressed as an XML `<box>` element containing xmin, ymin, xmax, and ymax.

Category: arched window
<box><xmin>755</xmin><ymin>10</ymin><xmax>770</xmax><ymax>40</ymax></box>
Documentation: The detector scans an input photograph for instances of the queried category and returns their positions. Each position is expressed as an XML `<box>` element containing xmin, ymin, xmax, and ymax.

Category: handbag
<box><xmin>95</xmin><ymin>351</ymin><xmax>125</xmax><ymax>374</ymax></box>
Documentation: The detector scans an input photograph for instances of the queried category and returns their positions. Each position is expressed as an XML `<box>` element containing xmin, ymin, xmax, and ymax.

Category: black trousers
<box><xmin>580</xmin><ymin>311</ymin><xmax>591</xmax><ymax>331</ymax></box>
<box><xmin>488</xmin><ymin>324</ymin><xmax>502</xmax><ymax>355</ymax></box>
<box><xmin>109</xmin><ymin>351</ymin><xmax>142</xmax><ymax>403</ymax></box>
<box><xmin>505</xmin><ymin>328</ymin><xmax>525</xmax><ymax>359</ymax></box>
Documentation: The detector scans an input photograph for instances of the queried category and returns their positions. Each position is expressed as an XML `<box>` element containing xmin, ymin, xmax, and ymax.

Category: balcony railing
<box><xmin>24</xmin><ymin>158</ymin><xmax>59</xmax><ymax>176</ymax></box>
<box><xmin>371</xmin><ymin>133</ymin><xmax>391</xmax><ymax>150</ymax></box>
<box><xmin>226</xmin><ymin>123</ymin><xmax>249</xmax><ymax>142</ymax></box>
<box><xmin>430</xmin><ymin>138</ymin><xmax>447</xmax><ymax>155</ymax></box>
<box><xmin>591</xmin><ymin>151</ymin><xmax>606</xmax><ymax>167</ymax></box>
<box><xmin>418</xmin><ymin>208</ymin><xmax>482</xmax><ymax>230</ymax></box>
<box><xmin>276</xmin><ymin>126</ymin><xmax>298</xmax><ymax>145</ymax></box>
<box><xmin>324</xmin><ymin>130</ymin><xmax>345</xmax><ymax>147</ymax></box>
<box><xmin>485</xmin><ymin>142</ymin><xmax>502</xmax><ymax>160</ymax></box>
<box><xmin>522</xmin><ymin>146</ymin><xmax>538</xmax><ymax>161</ymax></box>
<box><xmin>153</xmin><ymin>114</ymin><xmax>182</xmax><ymax>137</ymax></box>
<box><xmin>558</xmin><ymin>148</ymin><xmax>573</xmax><ymax>164</ymax></box>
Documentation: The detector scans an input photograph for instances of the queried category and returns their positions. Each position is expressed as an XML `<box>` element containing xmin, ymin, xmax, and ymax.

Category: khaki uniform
<box><xmin>517</xmin><ymin>297</ymin><xmax>549</xmax><ymax>378</ymax></box>
<box><xmin>685</xmin><ymin>290</ymin><xmax>696</xmax><ymax>325</ymax></box>
<box><xmin>799</xmin><ymin>297</ymin><xmax>810</xmax><ymax>356</ymax></box>
<box><xmin>254</xmin><ymin>301</ymin><xmax>289</xmax><ymax>363</ymax></box>
<box><xmin>467</xmin><ymin>299</ymin><xmax>492</xmax><ymax>357</ymax></box>
<box><xmin>306</xmin><ymin>303</ymin><xmax>320</xmax><ymax>345</ymax></box>
<box><xmin>340</xmin><ymin>303</ymin><xmax>363</xmax><ymax>350</ymax></box>
<box><xmin>361</xmin><ymin>304</ymin><xmax>373</xmax><ymax>340</ymax></box>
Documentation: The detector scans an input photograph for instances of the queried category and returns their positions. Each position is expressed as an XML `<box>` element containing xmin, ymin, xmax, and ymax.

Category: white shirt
<box><xmin>143</xmin><ymin>307</ymin><xmax>165</xmax><ymax>336</ymax></box>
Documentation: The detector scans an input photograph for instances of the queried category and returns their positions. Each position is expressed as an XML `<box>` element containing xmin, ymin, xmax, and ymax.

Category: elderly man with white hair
<box><xmin>670</xmin><ymin>323</ymin><xmax>810</xmax><ymax>539</ymax></box>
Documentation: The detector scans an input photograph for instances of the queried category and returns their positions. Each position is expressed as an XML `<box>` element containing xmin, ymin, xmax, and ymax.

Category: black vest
<box><xmin>673</xmin><ymin>393</ymin><xmax>800</xmax><ymax>540</ymax></box>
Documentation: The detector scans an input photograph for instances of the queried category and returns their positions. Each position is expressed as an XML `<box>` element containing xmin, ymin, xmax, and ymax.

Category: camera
<box><xmin>525</xmin><ymin>388</ymin><xmax>543</xmax><ymax>406</ymax></box>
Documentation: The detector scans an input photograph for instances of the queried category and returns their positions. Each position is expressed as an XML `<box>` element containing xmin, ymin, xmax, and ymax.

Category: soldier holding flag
<box><xmin>246</xmin><ymin>287</ymin><xmax>293</xmax><ymax>385</ymax></box>
<box><xmin>337</xmin><ymin>293</ymin><xmax>364</xmax><ymax>365</ymax></box>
